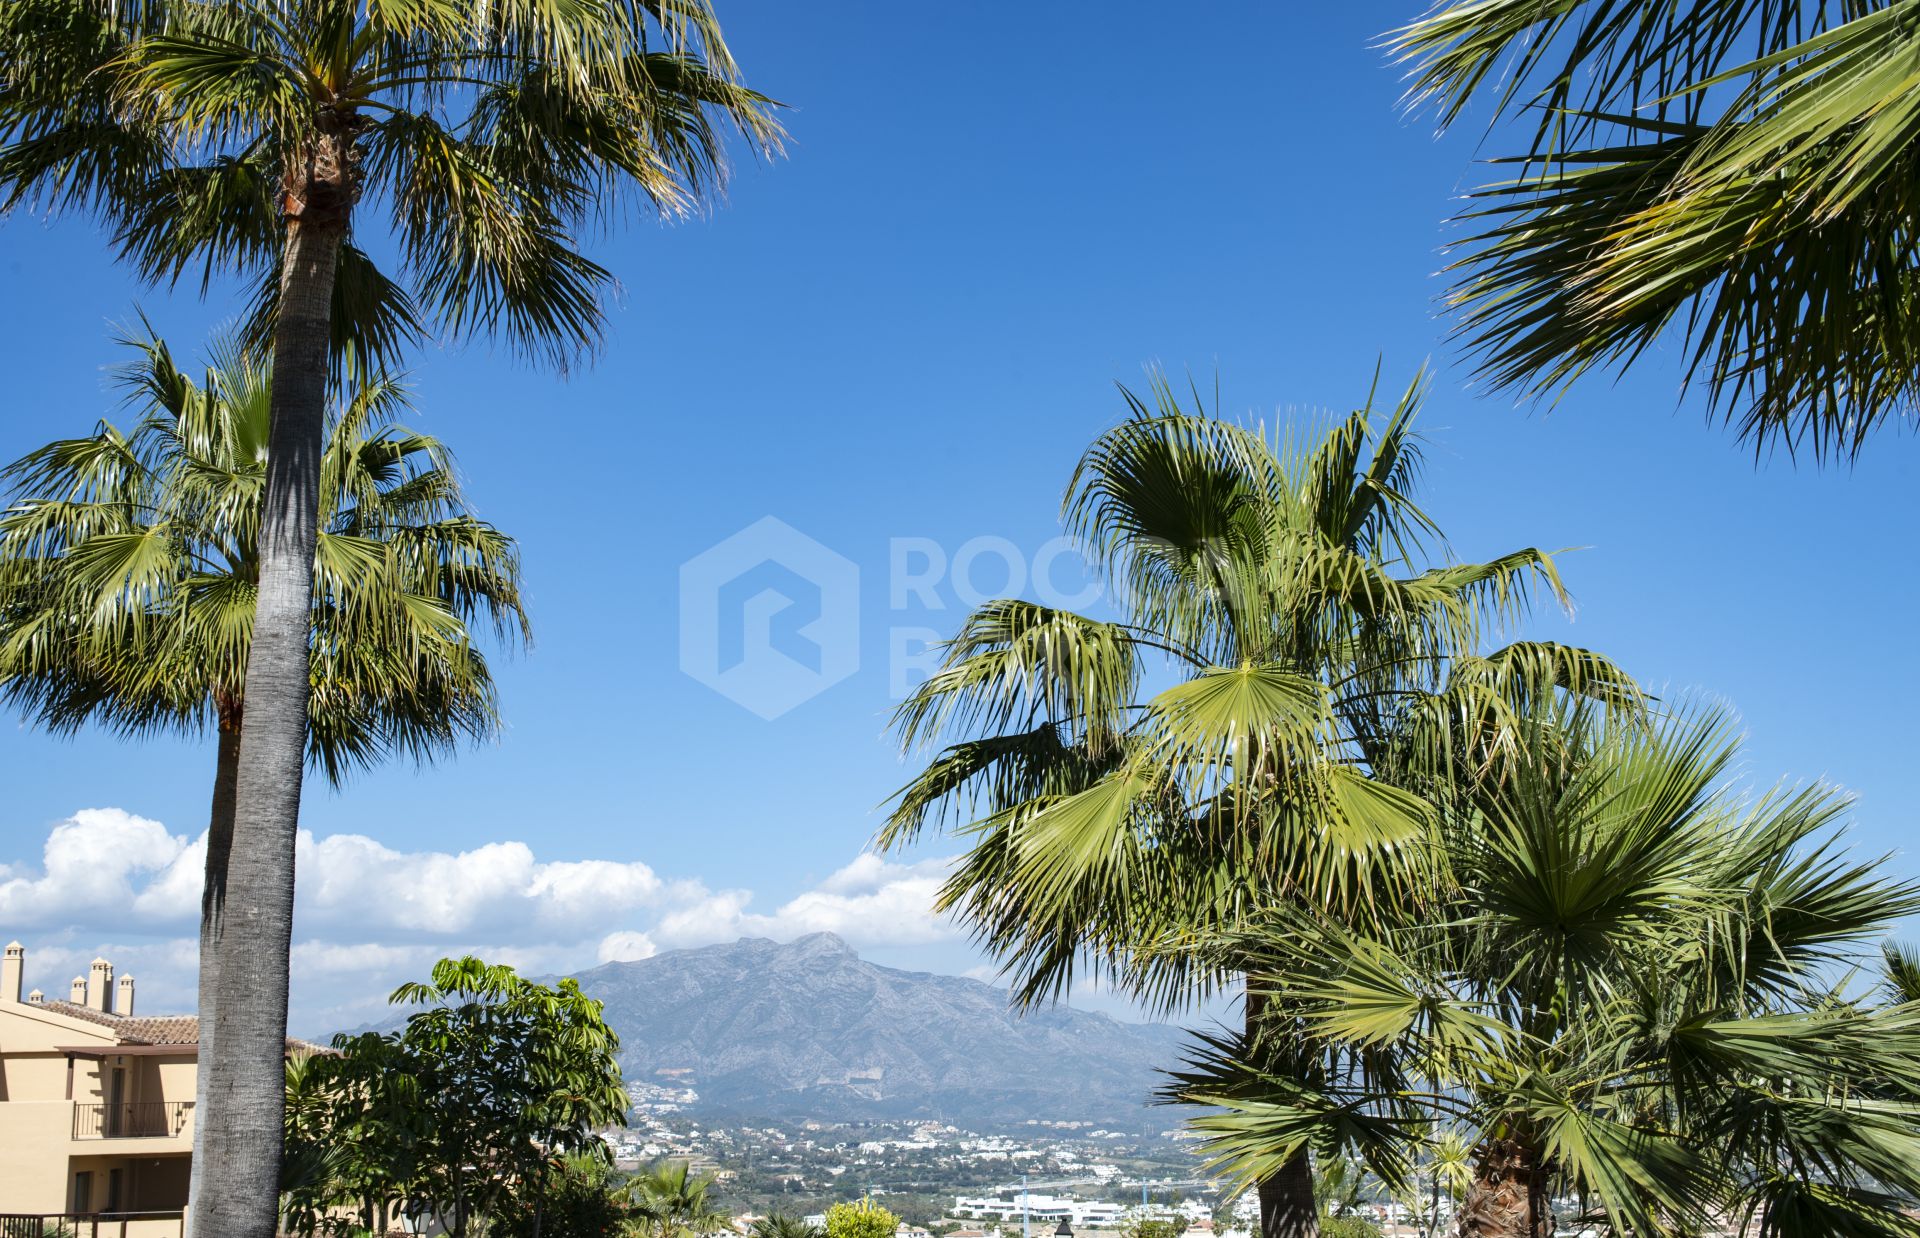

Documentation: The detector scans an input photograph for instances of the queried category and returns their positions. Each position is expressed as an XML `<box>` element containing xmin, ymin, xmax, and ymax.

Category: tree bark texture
<box><xmin>1258</xmin><ymin>1149</ymin><xmax>1319</xmax><ymax>1238</ymax></box>
<box><xmin>1455</xmin><ymin>1138</ymin><xmax>1552</xmax><ymax>1238</ymax></box>
<box><xmin>1247</xmin><ymin>981</ymin><xmax>1319</xmax><ymax>1238</ymax></box>
<box><xmin>185</xmin><ymin>146</ymin><xmax>346</xmax><ymax>1234</ymax></box>
<box><xmin>187</xmin><ymin>705</ymin><xmax>241</xmax><ymax>1218</ymax></box>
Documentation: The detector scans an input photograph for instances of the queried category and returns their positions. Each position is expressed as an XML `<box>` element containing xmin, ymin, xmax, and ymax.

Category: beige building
<box><xmin>0</xmin><ymin>940</ymin><xmax>322</xmax><ymax>1234</ymax></box>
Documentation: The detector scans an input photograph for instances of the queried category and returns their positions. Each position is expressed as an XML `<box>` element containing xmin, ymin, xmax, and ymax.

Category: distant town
<box><xmin>606</xmin><ymin>1092</ymin><xmax>1450</xmax><ymax>1237</ymax></box>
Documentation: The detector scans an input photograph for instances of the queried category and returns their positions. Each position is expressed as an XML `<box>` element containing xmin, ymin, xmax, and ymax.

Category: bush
<box><xmin>1124</xmin><ymin>1221</ymin><xmax>1188</xmax><ymax>1238</ymax></box>
<box><xmin>490</xmin><ymin>1158</ymin><xmax>631</xmax><ymax>1238</ymax></box>
<box><xmin>825</xmin><ymin>1200</ymin><xmax>899</xmax><ymax>1238</ymax></box>
<box><xmin>1319</xmin><ymin>1218</ymin><xmax>1382</xmax><ymax>1238</ymax></box>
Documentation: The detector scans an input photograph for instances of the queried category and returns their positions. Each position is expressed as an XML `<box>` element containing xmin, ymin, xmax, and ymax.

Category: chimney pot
<box><xmin>116</xmin><ymin>974</ymin><xmax>136</xmax><ymax>1019</ymax></box>
<box><xmin>27</xmin><ymin>989</ymin><xmax>43</xmax><ymax>1004</ymax></box>
<box><xmin>1</xmin><ymin>941</ymin><xmax>21</xmax><ymax>1004</ymax></box>
<box><xmin>71</xmin><ymin>976</ymin><xmax>88</xmax><ymax>1004</ymax></box>
<box><xmin>88</xmin><ymin>958</ymin><xmax>112</xmax><ymax>1013</ymax></box>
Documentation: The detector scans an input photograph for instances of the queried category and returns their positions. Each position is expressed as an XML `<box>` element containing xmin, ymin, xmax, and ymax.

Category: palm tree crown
<box><xmin>1179</xmin><ymin>701</ymin><xmax>1920</xmax><ymax>1237</ymax></box>
<box><xmin>0</xmin><ymin>327</ymin><xmax>528</xmax><ymax>777</ymax></box>
<box><xmin>886</xmin><ymin>369</ymin><xmax>1620</xmax><ymax>1009</ymax></box>
<box><xmin>0</xmin><ymin>0</ymin><xmax>783</xmax><ymax>366</ymax></box>
<box><xmin>623</xmin><ymin>1161</ymin><xmax>729</xmax><ymax>1238</ymax></box>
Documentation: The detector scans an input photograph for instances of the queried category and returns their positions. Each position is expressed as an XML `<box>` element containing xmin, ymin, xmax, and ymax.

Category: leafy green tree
<box><xmin>624</xmin><ymin>1162</ymin><xmax>731</xmax><ymax>1238</ymax></box>
<box><xmin>1392</xmin><ymin>0</ymin><xmax>1920</xmax><ymax>458</ymax></box>
<box><xmin>884</xmin><ymin>370</ymin><xmax>1631</xmax><ymax>1238</ymax></box>
<box><xmin>387</xmin><ymin>957</ymin><xmax>631</xmax><ymax>1237</ymax></box>
<box><xmin>824</xmin><ymin>1201</ymin><xmax>899</xmax><ymax>1238</ymax></box>
<box><xmin>283</xmin><ymin>957</ymin><xmax>631</xmax><ymax>1236</ymax></box>
<box><xmin>283</xmin><ymin>1032</ymin><xmax>426</xmax><ymax>1236</ymax></box>
<box><xmin>1179</xmin><ymin>701</ymin><xmax>1920</xmax><ymax>1238</ymax></box>
<box><xmin>0</xmin><ymin>5</ymin><xmax>779</xmax><ymax>1230</ymax></box>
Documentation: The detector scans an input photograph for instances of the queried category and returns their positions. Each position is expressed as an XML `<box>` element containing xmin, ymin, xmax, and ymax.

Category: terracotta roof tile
<box><xmin>40</xmin><ymin>1001</ymin><xmax>326</xmax><ymax>1053</ymax></box>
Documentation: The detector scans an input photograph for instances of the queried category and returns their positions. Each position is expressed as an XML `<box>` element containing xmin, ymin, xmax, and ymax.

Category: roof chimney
<box><xmin>116</xmin><ymin>974</ymin><xmax>135</xmax><ymax>1019</ymax></box>
<box><xmin>88</xmin><ymin>958</ymin><xmax>112</xmax><ymax>1013</ymax></box>
<box><xmin>27</xmin><ymin>989</ymin><xmax>43</xmax><ymax>1005</ymax></box>
<box><xmin>2</xmin><ymin>942</ymin><xmax>21</xmax><ymax>1004</ymax></box>
<box><xmin>71</xmin><ymin>976</ymin><xmax>88</xmax><ymax>1004</ymax></box>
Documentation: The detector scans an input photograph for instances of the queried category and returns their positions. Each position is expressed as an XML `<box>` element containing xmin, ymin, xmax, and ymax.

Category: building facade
<box><xmin>952</xmin><ymin>1194</ymin><xmax>1128</xmax><ymax>1229</ymax></box>
<box><xmin>0</xmin><ymin>943</ymin><xmax>198</xmax><ymax>1233</ymax></box>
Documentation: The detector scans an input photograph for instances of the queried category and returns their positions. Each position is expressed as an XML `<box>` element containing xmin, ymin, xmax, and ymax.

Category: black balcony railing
<box><xmin>69</xmin><ymin>1100</ymin><xmax>193</xmax><ymax>1139</ymax></box>
<box><xmin>0</xmin><ymin>1214</ymin><xmax>184</xmax><ymax>1238</ymax></box>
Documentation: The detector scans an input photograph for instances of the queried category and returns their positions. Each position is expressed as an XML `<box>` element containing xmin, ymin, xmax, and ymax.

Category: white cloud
<box><xmin>769</xmin><ymin>854</ymin><xmax>955</xmax><ymax>944</ymax></box>
<box><xmin>0</xmin><ymin>809</ymin><xmax>193</xmax><ymax>928</ymax></box>
<box><xmin>294</xmin><ymin>835</ymin><xmax>663</xmax><ymax>939</ymax></box>
<box><xmin>1</xmin><ymin>808</ymin><xmax>960</xmax><ymax>1035</ymax></box>
<box><xmin>648</xmin><ymin>854</ymin><xmax>957</xmax><ymax>950</ymax></box>
<box><xmin>596</xmin><ymin>930</ymin><xmax>657</xmax><ymax>964</ymax></box>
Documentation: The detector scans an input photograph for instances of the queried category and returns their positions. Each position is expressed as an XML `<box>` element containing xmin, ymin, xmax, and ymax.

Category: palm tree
<box><xmin>0</xmin><ymin>327</ymin><xmax>527</xmax><ymax>807</ymax></box>
<box><xmin>751</xmin><ymin>1213</ymin><xmax>825</xmax><ymax>1238</ymax></box>
<box><xmin>1887</xmin><ymin>942</ymin><xmax>1920</xmax><ymax>1005</ymax></box>
<box><xmin>1178</xmin><ymin>701</ymin><xmax>1920</xmax><ymax>1238</ymax></box>
<box><xmin>1392</xmin><ymin>0</ymin><xmax>1920</xmax><ymax>459</ymax></box>
<box><xmin>623</xmin><ymin>1162</ymin><xmax>729</xmax><ymax>1238</ymax></box>
<box><xmin>884</xmin><ymin>370</ymin><xmax>1631</xmax><ymax>1238</ymax></box>
<box><xmin>0</xmin><ymin>3</ymin><xmax>778</xmax><ymax>1230</ymax></box>
<box><xmin>0</xmin><ymin>327</ymin><xmax>528</xmax><ymax>1230</ymax></box>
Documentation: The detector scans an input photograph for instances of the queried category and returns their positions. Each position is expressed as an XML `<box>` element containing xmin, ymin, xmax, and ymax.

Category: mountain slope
<box><xmin>568</xmin><ymin>933</ymin><xmax>1191</xmax><ymax>1129</ymax></box>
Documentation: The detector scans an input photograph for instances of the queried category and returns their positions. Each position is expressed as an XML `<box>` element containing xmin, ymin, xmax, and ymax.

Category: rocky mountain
<box><xmin>565</xmin><ymin>933</ymin><xmax>1194</xmax><ymax>1130</ymax></box>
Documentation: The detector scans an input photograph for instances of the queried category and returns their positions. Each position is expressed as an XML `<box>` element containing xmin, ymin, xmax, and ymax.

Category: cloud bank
<box><xmin>1</xmin><ymin>807</ymin><xmax>959</xmax><ymax>1033</ymax></box>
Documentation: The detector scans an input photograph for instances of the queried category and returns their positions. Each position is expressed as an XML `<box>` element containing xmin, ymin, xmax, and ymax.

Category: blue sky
<box><xmin>3</xmin><ymin>2</ymin><xmax>1916</xmax><ymax>1033</ymax></box>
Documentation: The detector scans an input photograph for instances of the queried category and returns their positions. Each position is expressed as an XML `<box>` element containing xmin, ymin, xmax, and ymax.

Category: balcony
<box><xmin>70</xmin><ymin>1100</ymin><xmax>194</xmax><ymax>1140</ymax></box>
<box><xmin>1</xmin><ymin>1215</ymin><xmax>184</xmax><ymax>1238</ymax></box>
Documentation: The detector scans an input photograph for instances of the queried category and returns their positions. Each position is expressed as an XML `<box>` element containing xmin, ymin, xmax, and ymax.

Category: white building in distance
<box><xmin>953</xmin><ymin>1194</ymin><xmax>1128</xmax><ymax>1228</ymax></box>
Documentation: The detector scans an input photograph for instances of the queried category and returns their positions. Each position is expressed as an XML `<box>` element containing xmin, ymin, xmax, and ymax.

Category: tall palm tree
<box><xmin>1392</xmin><ymin>0</ymin><xmax>1920</xmax><ymax>459</ymax></box>
<box><xmin>0</xmin><ymin>327</ymin><xmax>528</xmax><ymax>1231</ymax></box>
<box><xmin>1178</xmin><ymin>702</ymin><xmax>1920</xmax><ymax>1238</ymax></box>
<box><xmin>884</xmin><ymin>370</ymin><xmax>1631</xmax><ymax>1238</ymax></box>
<box><xmin>0</xmin><ymin>3</ymin><xmax>778</xmax><ymax>1230</ymax></box>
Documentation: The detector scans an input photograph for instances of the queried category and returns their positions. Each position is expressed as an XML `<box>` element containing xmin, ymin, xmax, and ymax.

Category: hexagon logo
<box><xmin>679</xmin><ymin>516</ymin><xmax>860</xmax><ymax>719</ymax></box>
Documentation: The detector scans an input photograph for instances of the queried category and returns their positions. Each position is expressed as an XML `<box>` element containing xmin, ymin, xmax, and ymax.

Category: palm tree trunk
<box><xmin>1454</xmin><ymin>1138</ymin><xmax>1550</xmax><ymax>1238</ymax></box>
<box><xmin>188</xmin><ymin>706</ymin><xmax>241</xmax><ymax>1224</ymax></box>
<box><xmin>185</xmin><ymin>205</ymin><xmax>344</xmax><ymax>1238</ymax></box>
<box><xmin>1257</xmin><ymin>1151</ymin><xmax>1318</xmax><ymax>1238</ymax></box>
<box><xmin>1246</xmin><ymin>982</ymin><xmax>1318</xmax><ymax>1238</ymax></box>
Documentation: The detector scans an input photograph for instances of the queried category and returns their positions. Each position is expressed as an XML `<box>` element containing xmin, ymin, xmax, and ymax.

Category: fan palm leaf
<box><xmin>1394</xmin><ymin>0</ymin><xmax>1920</xmax><ymax>457</ymax></box>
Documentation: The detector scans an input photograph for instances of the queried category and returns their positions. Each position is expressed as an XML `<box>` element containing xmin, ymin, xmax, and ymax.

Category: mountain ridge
<box><xmin>563</xmin><ymin>932</ymin><xmax>1193</xmax><ymax>1130</ymax></box>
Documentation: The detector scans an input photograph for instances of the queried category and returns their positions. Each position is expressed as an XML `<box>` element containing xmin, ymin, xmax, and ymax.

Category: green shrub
<box><xmin>1319</xmin><ymin>1217</ymin><xmax>1381</xmax><ymax>1238</ymax></box>
<box><xmin>825</xmin><ymin>1200</ymin><xmax>899</xmax><ymax>1238</ymax></box>
<box><xmin>490</xmin><ymin>1159</ymin><xmax>631</xmax><ymax>1238</ymax></box>
<box><xmin>1123</xmin><ymin>1220</ymin><xmax>1188</xmax><ymax>1238</ymax></box>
